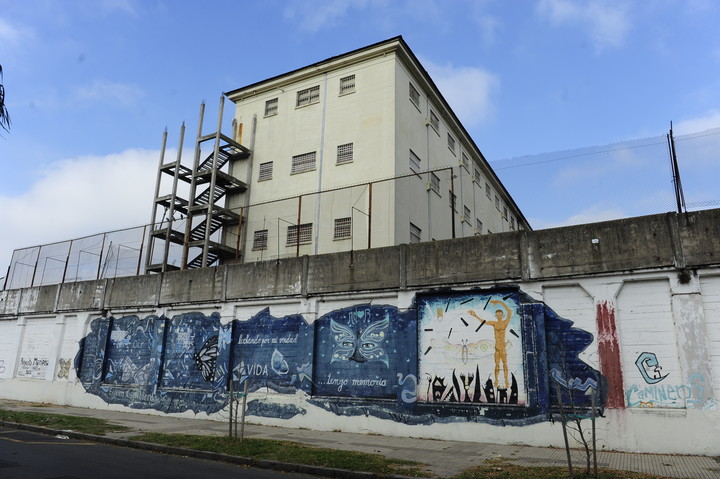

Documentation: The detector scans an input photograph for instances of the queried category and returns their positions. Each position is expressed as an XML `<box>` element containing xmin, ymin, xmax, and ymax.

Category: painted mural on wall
<box><xmin>73</xmin><ymin>286</ymin><xmax>605</xmax><ymax>423</ymax></box>
<box><xmin>231</xmin><ymin>308</ymin><xmax>313</xmax><ymax>395</ymax></box>
<box><xmin>313</xmin><ymin>304</ymin><xmax>416</xmax><ymax>401</ymax></box>
<box><xmin>418</xmin><ymin>293</ymin><xmax>524</xmax><ymax>406</ymax></box>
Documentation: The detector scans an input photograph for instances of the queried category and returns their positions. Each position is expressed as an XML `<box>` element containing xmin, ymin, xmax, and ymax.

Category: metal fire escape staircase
<box><xmin>145</xmin><ymin>97</ymin><xmax>251</xmax><ymax>273</ymax></box>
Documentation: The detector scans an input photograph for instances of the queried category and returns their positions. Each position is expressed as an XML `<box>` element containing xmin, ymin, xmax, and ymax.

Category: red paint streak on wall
<box><xmin>596</xmin><ymin>301</ymin><xmax>625</xmax><ymax>409</ymax></box>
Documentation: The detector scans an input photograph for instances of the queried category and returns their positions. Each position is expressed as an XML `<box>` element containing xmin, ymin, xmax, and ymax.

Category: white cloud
<box><xmin>422</xmin><ymin>59</ymin><xmax>500</xmax><ymax>126</ymax></box>
<box><xmin>532</xmin><ymin>205</ymin><xmax>627</xmax><ymax>230</ymax></box>
<box><xmin>537</xmin><ymin>0</ymin><xmax>630</xmax><ymax>53</ymax></box>
<box><xmin>0</xmin><ymin>17</ymin><xmax>33</xmax><ymax>56</ymax></box>
<box><xmin>284</xmin><ymin>0</ymin><xmax>380</xmax><ymax>33</ymax></box>
<box><xmin>74</xmin><ymin>80</ymin><xmax>144</xmax><ymax>108</ymax></box>
<box><xmin>673</xmin><ymin>110</ymin><xmax>720</xmax><ymax>135</ymax></box>
<box><xmin>0</xmin><ymin>149</ymin><xmax>160</xmax><ymax>280</ymax></box>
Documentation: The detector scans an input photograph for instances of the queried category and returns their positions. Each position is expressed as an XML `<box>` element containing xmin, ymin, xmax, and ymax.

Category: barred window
<box><xmin>473</xmin><ymin>167</ymin><xmax>481</xmax><ymax>183</ymax></box>
<box><xmin>503</xmin><ymin>206</ymin><xmax>508</xmax><ymax>219</ymax></box>
<box><xmin>495</xmin><ymin>195</ymin><xmax>500</xmax><ymax>211</ymax></box>
<box><xmin>252</xmin><ymin>230</ymin><xmax>268</xmax><ymax>250</ymax></box>
<box><xmin>463</xmin><ymin>206</ymin><xmax>471</xmax><ymax>222</ymax></box>
<box><xmin>476</xmin><ymin>218</ymin><xmax>483</xmax><ymax>233</ymax></box>
<box><xmin>410</xmin><ymin>222</ymin><xmax>422</xmax><ymax>243</ymax></box>
<box><xmin>409</xmin><ymin>149</ymin><xmax>421</xmax><ymax>172</ymax></box>
<box><xmin>450</xmin><ymin>191</ymin><xmax>457</xmax><ymax>211</ymax></box>
<box><xmin>447</xmin><ymin>133</ymin><xmax>456</xmax><ymax>155</ymax></box>
<box><xmin>291</xmin><ymin>152</ymin><xmax>316</xmax><ymax>174</ymax></box>
<box><xmin>264</xmin><ymin>98</ymin><xmax>278</xmax><ymax>117</ymax></box>
<box><xmin>287</xmin><ymin>223</ymin><xmax>312</xmax><ymax>245</ymax></box>
<box><xmin>296</xmin><ymin>85</ymin><xmax>320</xmax><ymax>107</ymax></box>
<box><xmin>430</xmin><ymin>173</ymin><xmax>440</xmax><ymax>194</ymax></box>
<box><xmin>339</xmin><ymin>75</ymin><xmax>355</xmax><ymax>95</ymax></box>
<box><xmin>510</xmin><ymin>216</ymin><xmax>516</xmax><ymax>230</ymax></box>
<box><xmin>337</xmin><ymin>143</ymin><xmax>353</xmax><ymax>165</ymax></box>
<box><xmin>258</xmin><ymin>161</ymin><xmax>273</xmax><ymax>181</ymax></box>
<box><xmin>430</xmin><ymin>110</ymin><xmax>439</xmax><ymax>132</ymax></box>
<box><xmin>486</xmin><ymin>182</ymin><xmax>492</xmax><ymax>198</ymax></box>
<box><xmin>409</xmin><ymin>82</ymin><xmax>420</xmax><ymax>107</ymax></box>
<box><xmin>334</xmin><ymin>217</ymin><xmax>351</xmax><ymax>239</ymax></box>
<box><xmin>461</xmin><ymin>152</ymin><xmax>469</xmax><ymax>170</ymax></box>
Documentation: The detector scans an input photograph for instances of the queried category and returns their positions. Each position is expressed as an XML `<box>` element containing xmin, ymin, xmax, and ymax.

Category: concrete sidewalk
<box><xmin>1</xmin><ymin>399</ymin><xmax>718</xmax><ymax>479</ymax></box>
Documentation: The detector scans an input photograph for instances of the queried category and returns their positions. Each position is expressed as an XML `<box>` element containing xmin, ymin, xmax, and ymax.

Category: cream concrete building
<box><xmin>225</xmin><ymin>36</ymin><xmax>529</xmax><ymax>263</ymax></box>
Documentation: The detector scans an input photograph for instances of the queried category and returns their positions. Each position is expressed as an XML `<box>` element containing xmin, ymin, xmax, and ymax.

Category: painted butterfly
<box><xmin>194</xmin><ymin>335</ymin><xmax>218</xmax><ymax>382</ymax></box>
<box><xmin>330</xmin><ymin>316</ymin><xmax>389</xmax><ymax>367</ymax></box>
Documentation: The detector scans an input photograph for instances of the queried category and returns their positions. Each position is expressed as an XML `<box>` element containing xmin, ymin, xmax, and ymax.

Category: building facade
<box><xmin>225</xmin><ymin>36</ymin><xmax>528</xmax><ymax>263</ymax></box>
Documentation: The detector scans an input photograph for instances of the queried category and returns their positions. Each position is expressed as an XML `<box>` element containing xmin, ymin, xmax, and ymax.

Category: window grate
<box><xmin>410</xmin><ymin>222</ymin><xmax>422</xmax><ymax>243</ymax></box>
<box><xmin>339</xmin><ymin>75</ymin><xmax>355</xmax><ymax>95</ymax></box>
<box><xmin>450</xmin><ymin>191</ymin><xmax>457</xmax><ymax>211</ymax></box>
<box><xmin>296</xmin><ymin>86</ymin><xmax>320</xmax><ymax>107</ymax></box>
<box><xmin>252</xmin><ymin>230</ymin><xmax>268</xmax><ymax>250</ymax></box>
<box><xmin>334</xmin><ymin>217</ymin><xmax>351</xmax><ymax>239</ymax></box>
<box><xmin>462</xmin><ymin>152</ymin><xmax>469</xmax><ymax>170</ymax></box>
<box><xmin>258</xmin><ymin>161</ymin><xmax>273</xmax><ymax>181</ymax></box>
<box><xmin>447</xmin><ymin>133</ymin><xmax>456</xmax><ymax>155</ymax></box>
<box><xmin>291</xmin><ymin>152</ymin><xmax>316</xmax><ymax>174</ymax></box>
<box><xmin>486</xmin><ymin>182</ymin><xmax>492</xmax><ymax>199</ymax></box>
<box><xmin>430</xmin><ymin>110</ymin><xmax>439</xmax><ymax>131</ymax></box>
<box><xmin>409</xmin><ymin>83</ymin><xmax>420</xmax><ymax>107</ymax></box>
<box><xmin>476</xmin><ymin>218</ymin><xmax>483</xmax><ymax>233</ymax></box>
<box><xmin>409</xmin><ymin>149</ymin><xmax>421</xmax><ymax>172</ymax></box>
<box><xmin>430</xmin><ymin>173</ymin><xmax>440</xmax><ymax>194</ymax></box>
<box><xmin>287</xmin><ymin>223</ymin><xmax>312</xmax><ymax>246</ymax></box>
<box><xmin>473</xmin><ymin>167</ymin><xmax>481</xmax><ymax>183</ymax></box>
<box><xmin>265</xmin><ymin>98</ymin><xmax>278</xmax><ymax>116</ymax></box>
<box><xmin>337</xmin><ymin>143</ymin><xmax>353</xmax><ymax>165</ymax></box>
<box><xmin>463</xmin><ymin>206</ymin><xmax>471</xmax><ymax>222</ymax></box>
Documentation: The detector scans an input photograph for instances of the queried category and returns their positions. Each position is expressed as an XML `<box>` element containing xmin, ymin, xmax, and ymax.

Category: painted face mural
<box><xmin>74</xmin><ymin>287</ymin><xmax>605</xmax><ymax>423</ymax></box>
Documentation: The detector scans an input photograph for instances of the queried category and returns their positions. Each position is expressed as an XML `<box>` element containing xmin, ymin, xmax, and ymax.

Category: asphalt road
<box><xmin>0</xmin><ymin>427</ymin><xmax>318</xmax><ymax>479</ymax></box>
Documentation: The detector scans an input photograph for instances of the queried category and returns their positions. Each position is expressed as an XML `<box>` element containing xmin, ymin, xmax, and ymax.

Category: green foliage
<box><xmin>0</xmin><ymin>409</ymin><xmax>129</xmax><ymax>435</ymax></box>
<box><xmin>131</xmin><ymin>433</ymin><xmax>433</xmax><ymax>477</ymax></box>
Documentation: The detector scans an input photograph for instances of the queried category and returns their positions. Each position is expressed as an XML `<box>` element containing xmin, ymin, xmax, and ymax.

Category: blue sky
<box><xmin>1</xmin><ymin>0</ymin><xmax>719</xmax><ymax>277</ymax></box>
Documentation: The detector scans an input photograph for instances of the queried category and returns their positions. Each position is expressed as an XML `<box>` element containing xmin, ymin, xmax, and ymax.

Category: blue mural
<box><xmin>231</xmin><ymin>308</ymin><xmax>313</xmax><ymax>395</ymax></box>
<box><xmin>313</xmin><ymin>304</ymin><xmax>416</xmax><ymax>402</ymax></box>
<box><xmin>74</xmin><ymin>286</ymin><xmax>605</xmax><ymax>423</ymax></box>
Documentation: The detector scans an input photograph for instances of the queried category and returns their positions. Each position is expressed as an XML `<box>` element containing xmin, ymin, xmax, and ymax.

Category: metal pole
<box><xmin>201</xmin><ymin>94</ymin><xmax>226</xmax><ymax>267</ymax></box>
<box><xmin>296</xmin><ymin>195</ymin><xmax>302</xmax><ymax>257</ymax></box>
<box><xmin>240</xmin><ymin>380</ymin><xmax>248</xmax><ymax>442</ymax></box>
<box><xmin>61</xmin><ymin>240</ymin><xmax>73</xmax><ymax>284</ymax></box>
<box><xmin>555</xmin><ymin>382</ymin><xmax>574</xmax><ymax>478</ymax></box>
<box><xmin>591</xmin><ymin>386</ymin><xmax>597</xmax><ymax>477</ymax></box>
<box><xmin>228</xmin><ymin>378</ymin><xmax>233</xmax><ymax>438</ymax></box>
<box><xmin>30</xmin><ymin>247</ymin><xmax>41</xmax><ymax>287</ymax></box>
<box><xmin>368</xmin><ymin>183</ymin><xmax>372</xmax><ymax>249</ymax></box>
<box><xmin>235</xmin><ymin>207</ymin><xmax>243</xmax><ymax>264</ymax></box>
<box><xmin>450</xmin><ymin>168</ymin><xmax>456</xmax><ymax>239</ymax></box>
<box><xmin>136</xmin><ymin>225</ymin><xmax>147</xmax><ymax>276</ymax></box>
<box><xmin>182</xmin><ymin>101</ymin><xmax>206</xmax><ymax>269</ymax></box>
<box><xmin>96</xmin><ymin>234</ymin><xmax>107</xmax><ymax>280</ymax></box>
<box><xmin>147</xmin><ymin>129</ymin><xmax>168</xmax><ymax>270</ymax></box>
<box><xmin>162</xmin><ymin>123</ymin><xmax>185</xmax><ymax>272</ymax></box>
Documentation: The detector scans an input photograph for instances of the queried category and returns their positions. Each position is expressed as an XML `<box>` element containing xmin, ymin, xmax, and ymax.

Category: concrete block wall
<box><xmin>0</xmin><ymin>209</ymin><xmax>718</xmax><ymax>455</ymax></box>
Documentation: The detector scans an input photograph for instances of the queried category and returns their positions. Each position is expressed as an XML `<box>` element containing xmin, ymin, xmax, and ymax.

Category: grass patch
<box><xmin>0</xmin><ymin>408</ymin><xmax>130</xmax><ymax>436</ymax></box>
<box><xmin>455</xmin><ymin>459</ymin><xmax>671</xmax><ymax>479</ymax></box>
<box><xmin>131</xmin><ymin>432</ymin><xmax>432</xmax><ymax>477</ymax></box>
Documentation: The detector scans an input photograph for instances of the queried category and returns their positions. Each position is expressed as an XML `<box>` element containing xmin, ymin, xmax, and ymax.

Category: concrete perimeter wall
<box><xmin>0</xmin><ymin>209</ymin><xmax>719</xmax><ymax>455</ymax></box>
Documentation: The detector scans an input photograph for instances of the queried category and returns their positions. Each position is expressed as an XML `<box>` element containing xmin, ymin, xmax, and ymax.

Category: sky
<box><xmin>1</xmin><ymin>0</ymin><xmax>720</xmax><ymax>282</ymax></box>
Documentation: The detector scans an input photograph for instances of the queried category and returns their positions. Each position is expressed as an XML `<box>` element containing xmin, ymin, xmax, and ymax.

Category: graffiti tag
<box><xmin>635</xmin><ymin>352</ymin><xmax>668</xmax><ymax>384</ymax></box>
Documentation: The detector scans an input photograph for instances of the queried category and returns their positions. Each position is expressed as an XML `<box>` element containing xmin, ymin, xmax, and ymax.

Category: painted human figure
<box><xmin>468</xmin><ymin>299</ymin><xmax>511</xmax><ymax>389</ymax></box>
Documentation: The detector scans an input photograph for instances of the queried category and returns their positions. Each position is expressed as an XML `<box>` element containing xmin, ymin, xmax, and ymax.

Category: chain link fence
<box><xmin>490</xmin><ymin>127</ymin><xmax>719</xmax><ymax>229</ymax></box>
<box><xmin>3</xmin><ymin>128</ymin><xmax>718</xmax><ymax>291</ymax></box>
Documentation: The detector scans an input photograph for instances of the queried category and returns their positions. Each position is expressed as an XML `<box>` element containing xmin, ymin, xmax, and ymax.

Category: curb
<box><xmin>0</xmin><ymin>420</ymin><xmax>421</xmax><ymax>479</ymax></box>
